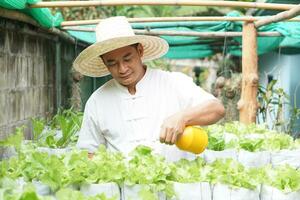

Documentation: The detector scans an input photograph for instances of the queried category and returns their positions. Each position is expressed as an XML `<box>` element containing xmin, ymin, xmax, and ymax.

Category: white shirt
<box><xmin>77</xmin><ymin>68</ymin><xmax>216</xmax><ymax>161</ymax></box>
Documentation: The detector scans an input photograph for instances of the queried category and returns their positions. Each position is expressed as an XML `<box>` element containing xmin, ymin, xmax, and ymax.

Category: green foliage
<box><xmin>264</xmin><ymin>165</ymin><xmax>300</xmax><ymax>193</ymax></box>
<box><xmin>125</xmin><ymin>146</ymin><xmax>174</xmax><ymax>198</ymax></box>
<box><xmin>0</xmin><ymin>180</ymin><xmax>54</xmax><ymax>200</ymax></box>
<box><xmin>207</xmin><ymin>133</ymin><xmax>226</xmax><ymax>151</ymax></box>
<box><xmin>239</xmin><ymin>138</ymin><xmax>264</xmax><ymax>152</ymax></box>
<box><xmin>49</xmin><ymin>0</ymin><xmax>257</xmax><ymax>21</ymax></box>
<box><xmin>126</xmin><ymin>146</ymin><xmax>170</xmax><ymax>185</ymax></box>
<box><xmin>85</xmin><ymin>146</ymin><xmax>126</xmax><ymax>184</ymax></box>
<box><xmin>31</xmin><ymin>108</ymin><xmax>83</xmax><ymax>148</ymax></box>
<box><xmin>206</xmin><ymin>122</ymin><xmax>297</xmax><ymax>151</ymax></box>
<box><xmin>31</xmin><ymin>118</ymin><xmax>46</xmax><ymax>142</ymax></box>
<box><xmin>257</xmin><ymin>79</ymin><xmax>300</xmax><ymax>136</ymax></box>
<box><xmin>0</xmin><ymin>126</ymin><xmax>24</xmax><ymax>152</ymax></box>
<box><xmin>51</xmin><ymin>109</ymin><xmax>83</xmax><ymax>148</ymax></box>
<box><xmin>208</xmin><ymin>159</ymin><xmax>261</xmax><ymax>189</ymax></box>
<box><xmin>146</xmin><ymin>59</ymin><xmax>172</xmax><ymax>71</ymax></box>
<box><xmin>168</xmin><ymin>157</ymin><xmax>207</xmax><ymax>183</ymax></box>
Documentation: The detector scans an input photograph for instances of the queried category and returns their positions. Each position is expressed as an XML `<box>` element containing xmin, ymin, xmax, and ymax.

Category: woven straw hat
<box><xmin>73</xmin><ymin>16</ymin><xmax>169</xmax><ymax>77</ymax></box>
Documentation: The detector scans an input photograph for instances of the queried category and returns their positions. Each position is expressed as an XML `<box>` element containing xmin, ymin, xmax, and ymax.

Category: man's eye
<box><xmin>107</xmin><ymin>62</ymin><xmax>116</xmax><ymax>67</ymax></box>
<box><xmin>124</xmin><ymin>58</ymin><xmax>131</xmax><ymax>62</ymax></box>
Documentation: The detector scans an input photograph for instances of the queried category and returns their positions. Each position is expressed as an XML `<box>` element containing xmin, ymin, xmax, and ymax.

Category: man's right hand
<box><xmin>159</xmin><ymin>111</ymin><xmax>186</xmax><ymax>145</ymax></box>
<box><xmin>88</xmin><ymin>153</ymin><xmax>94</xmax><ymax>159</ymax></box>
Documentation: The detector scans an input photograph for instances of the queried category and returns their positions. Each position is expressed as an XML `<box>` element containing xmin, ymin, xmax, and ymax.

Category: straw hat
<box><xmin>73</xmin><ymin>16</ymin><xmax>169</xmax><ymax>77</ymax></box>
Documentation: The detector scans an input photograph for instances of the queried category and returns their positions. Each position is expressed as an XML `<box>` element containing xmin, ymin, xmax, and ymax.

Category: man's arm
<box><xmin>160</xmin><ymin>99</ymin><xmax>225</xmax><ymax>144</ymax></box>
<box><xmin>180</xmin><ymin>99</ymin><xmax>225</xmax><ymax>126</ymax></box>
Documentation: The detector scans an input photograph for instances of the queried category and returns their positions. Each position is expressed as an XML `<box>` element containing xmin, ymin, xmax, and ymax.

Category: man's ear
<box><xmin>137</xmin><ymin>43</ymin><xmax>144</xmax><ymax>58</ymax></box>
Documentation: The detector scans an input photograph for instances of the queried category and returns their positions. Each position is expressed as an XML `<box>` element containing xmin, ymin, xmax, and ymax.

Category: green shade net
<box><xmin>2</xmin><ymin>0</ymin><xmax>300</xmax><ymax>59</ymax></box>
<box><xmin>0</xmin><ymin>0</ymin><xmax>63</xmax><ymax>28</ymax></box>
<box><xmin>66</xmin><ymin>11</ymin><xmax>300</xmax><ymax>59</ymax></box>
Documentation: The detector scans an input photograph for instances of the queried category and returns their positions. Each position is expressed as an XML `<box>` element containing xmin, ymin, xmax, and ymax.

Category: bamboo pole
<box><xmin>134</xmin><ymin>29</ymin><xmax>282</xmax><ymax>37</ymax></box>
<box><xmin>60</xmin><ymin>16</ymin><xmax>300</xmax><ymax>26</ymax></box>
<box><xmin>28</xmin><ymin>0</ymin><xmax>295</xmax><ymax>10</ymax></box>
<box><xmin>238</xmin><ymin>22</ymin><xmax>259</xmax><ymax>124</ymax></box>
<box><xmin>256</xmin><ymin>4</ymin><xmax>300</xmax><ymax>27</ymax></box>
<box><xmin>61</xmin><ymin>26</ymin><xmax>282</xmax><ymax>37</ymax></box>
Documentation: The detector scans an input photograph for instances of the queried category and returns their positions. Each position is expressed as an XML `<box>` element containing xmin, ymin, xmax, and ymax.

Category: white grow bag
<box><xmin>271</xmin><ymin>149</ymin><xmax>300</xmax><ymax>168</ymax></box>
<box><xmin>261</xmin><ymin>185</ymin><xmax>300</xmax><ymax>200</ymax></box>
<box><xmin>1</xmin><ymin>147</ymin><xmax>17</xmax><ymax>159</ymax></box>
<box><xmin>122</xmin><ymin>184</ymin><xmax>166</xmax><ymax>200</ymax></box>
<box><xmin>204</xmin><ymin>149</ymin><xmax>238</xmax><ymax>164</ymax></box>
<box><xmin>169</xmin><ymin>182</ymin><xmax>211</xmax><ymax>200</ymax></box>
<box><xmin>212</xmin><ymin>183</ymin><xmax>260</xmax><ymax>200</ymax></box>
<box><xmin>224</xmin><ymin>133</ymin><xmax>239</xmax><ymax>143</ymax></box>
<box><xmin>32</xmin><ymin>179</ymin><xmax>52</xmax><ymax>196</ymax></box>
<box><xmin>80</xmin><ymin>182</ymin><xmax>120</xmax><ymax>199</ymax></box>
<box><xmin>16</xmin><ymin>177</ymin><xmax>26</xmax><ymax>191</ymax></box>
<box><xmin>238</xmin><ymin>150</ymin><xmax>271</xmax><ymax>168</ymax></box>
<box><xmin>36</xmin><ymin>147</ymin><xmax>70</xmax><ymax>156</ymax></box>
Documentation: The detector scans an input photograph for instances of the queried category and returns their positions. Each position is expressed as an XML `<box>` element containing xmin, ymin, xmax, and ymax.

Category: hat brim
<box><xmin>73</xmin><ymin>35</ymin><xmax>169</xmax><ymax>77</ymax></box>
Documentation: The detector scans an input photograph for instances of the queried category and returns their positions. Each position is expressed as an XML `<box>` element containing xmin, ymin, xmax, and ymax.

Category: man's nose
<box><xmin>118</xmin><ymin>61</ymin><xmax>128</xmax><ymax>73</ymax></box>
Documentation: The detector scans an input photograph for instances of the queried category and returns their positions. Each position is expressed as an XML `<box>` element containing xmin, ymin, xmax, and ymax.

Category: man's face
<box><xmin>101</xmin><ymin>44</ymin><xmax>145</xmax><ymax>87</ymax></box>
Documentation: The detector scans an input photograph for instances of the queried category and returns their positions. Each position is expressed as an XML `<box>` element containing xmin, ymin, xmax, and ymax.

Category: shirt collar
<box><xmin>114</xmin><ymin>66</ymin><xmax>152</xmax><ymax>98</ymax></box>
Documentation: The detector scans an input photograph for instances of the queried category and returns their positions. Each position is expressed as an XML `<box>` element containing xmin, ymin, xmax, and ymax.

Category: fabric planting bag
<box><xmin>168</xmin><ymin>182</ymin><xmax>211</xmax><ymax>200</ymax></box>
<box><xmin>238</xmin><ymin>150</ymin><xmax>271</xmax><ymax>168</ymax></box>
<box><xmin>212</xmin><ymin>183</ymin><xmax>260</xmax><ymax>200</ymax></box>
<box><xmin>80</xmin><ymin>182</ymin><xmax>120</xmax><ymax>198</ymax></box>
<box><xmin>261</xmin><ymin>185</ymin><xmax>300</xmax><ymax>200</ymax></box>
<box><xmin>204</xmin><ymin>149</ymin><xmax>238</xmax><ymax>164</ymax></box>
<box><xmin>32</xmin><ymin>179</ymin><xmax>52</xmax><ymax>196</ymax></box>
<box><xmin>122</xmin><ymin>184</ymin><xmax>166</xmax><ymax>200</ymax></box>
<box><xmin>36</xmin><ymin>146</ymin><xmax>70</xmax><ymax>156</ymax></box>
<box><xmin>271</xmin><ymin>149</ymin><xmax>300</xmax><ymax>168</ymax></box>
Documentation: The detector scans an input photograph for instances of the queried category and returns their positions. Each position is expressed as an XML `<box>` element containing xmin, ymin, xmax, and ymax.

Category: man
<box><xmin>74</xmin><ymin>16</ymin><xmax>225</xmax><ymax>160</ymax></box>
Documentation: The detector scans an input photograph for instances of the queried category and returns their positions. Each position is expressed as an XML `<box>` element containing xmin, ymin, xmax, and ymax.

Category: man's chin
<box><xmin>119</xmin><ymin>79</ymin><xmax>133</xmax><ymax>87</ymax></box>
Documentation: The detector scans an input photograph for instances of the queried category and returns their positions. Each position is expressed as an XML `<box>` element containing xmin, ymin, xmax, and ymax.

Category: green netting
<box><xmin>0</xmin><ymin>0</ymin><xmax>31</xmax><ymax>9</ymax></box>
<box><xmin>165</xmin><ymin>44</ymin><xmax>213</xmax><ymax>59</ymax></box>
<box><xmin>0</xmin><ymin>0</ymin><xmax>63</xmax><ymax>28</ymax></box>
<box><xmin>2</xmin><ymin>1</ymin><xmax>300</xmax><ymax>59</ymax></box>
<box><xmin>65</xmin><ymin>11</ymin><xmax>300</xmax><ymax>59</ymax></box>
<box><xmin>22</xmin><ymin>8</ymin><xmax>63</xmax><ymax>28</ymax></box>
<box><xmin>67</xmin><ymin>25</ymin><xmax>96</xmax><ymax>44</ymax></box>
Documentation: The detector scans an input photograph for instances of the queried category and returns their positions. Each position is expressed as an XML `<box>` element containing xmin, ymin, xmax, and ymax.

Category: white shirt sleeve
<box><xmin>171</xmin><ymin>72</ymin><xmax>217</xmax><ymax>109</ymax></box>
<box><xmin>76</xmin><ymin>98</ymin><xmax>106</xmax><ymax>153</ymax></box>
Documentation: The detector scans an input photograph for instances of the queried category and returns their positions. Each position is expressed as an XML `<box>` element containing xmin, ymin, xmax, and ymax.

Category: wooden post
<box><xmin>238</xmin><ymin>22</ymin><xmax>259</xmax><ymax>124</ymax></box>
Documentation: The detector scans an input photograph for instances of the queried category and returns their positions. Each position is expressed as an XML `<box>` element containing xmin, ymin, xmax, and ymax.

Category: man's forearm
<box><xmin>181</xmin><ymin>99</ymin><xmax>225</xmax><ymax>127</ymax></box>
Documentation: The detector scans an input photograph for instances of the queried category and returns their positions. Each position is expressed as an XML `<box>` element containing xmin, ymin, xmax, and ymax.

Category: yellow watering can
<box><xmin>176</xmin><ymin>126</ymin><xmax>208</xmax><ymax>154</ymax></box>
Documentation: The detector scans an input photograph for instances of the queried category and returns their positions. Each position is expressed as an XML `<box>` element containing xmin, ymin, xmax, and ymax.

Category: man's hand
<box><xmin>88</xmin><ymin>153</ymin><xmax>94</xmax><ymax>159</ymax></box>
<box><xmin>159</xmin><ymin>112</ymin><xmax>186</xmax><ymax>145</ymax></box>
